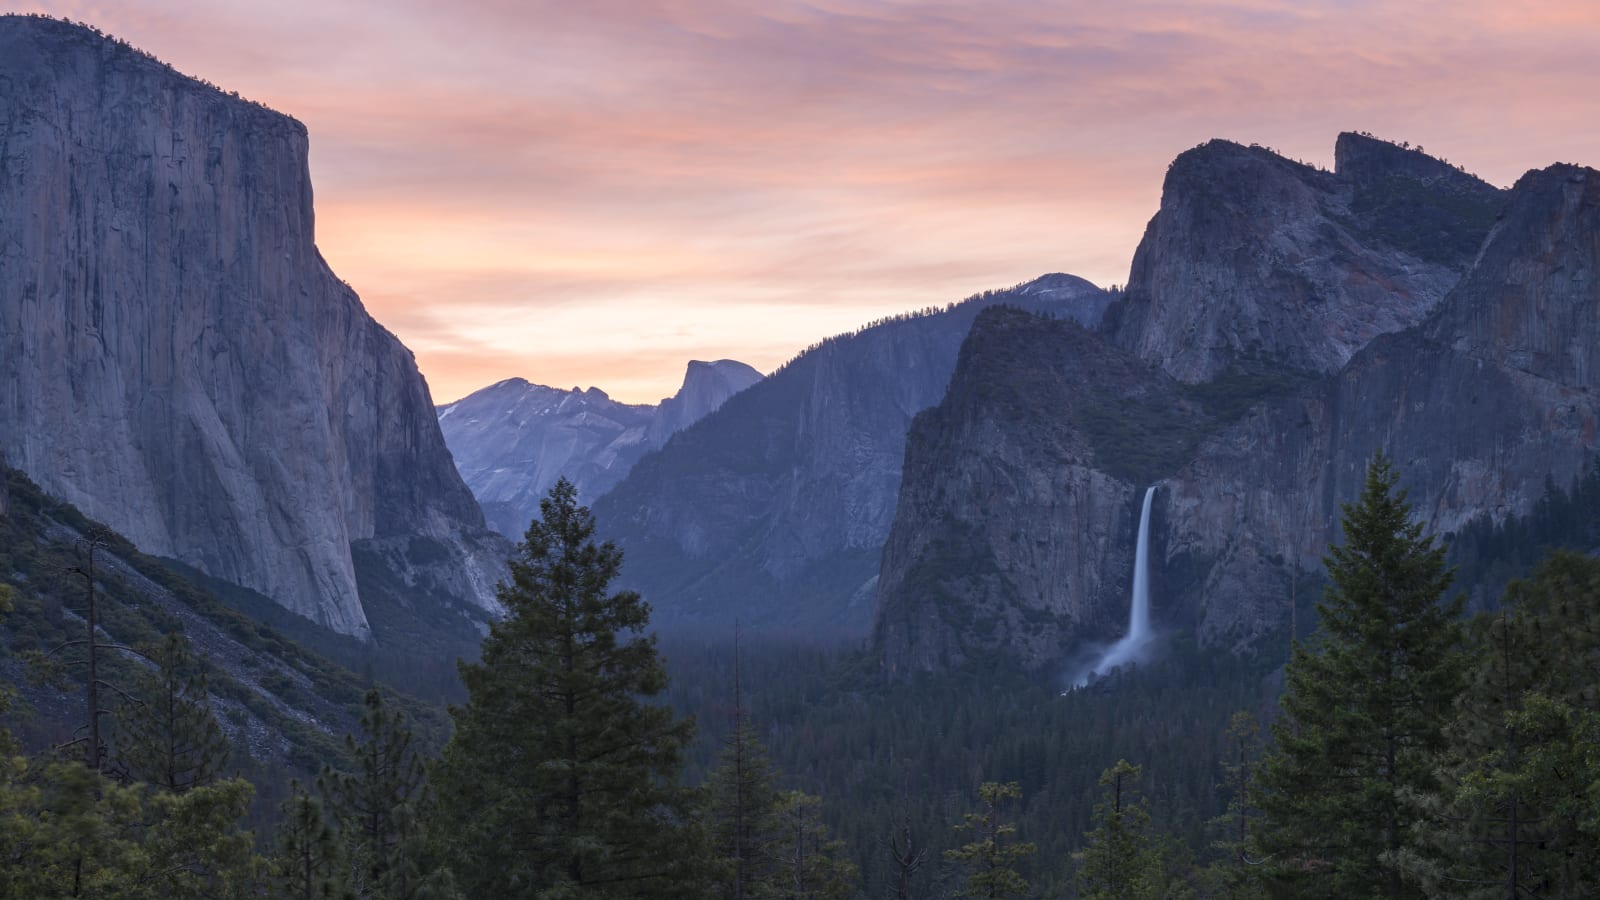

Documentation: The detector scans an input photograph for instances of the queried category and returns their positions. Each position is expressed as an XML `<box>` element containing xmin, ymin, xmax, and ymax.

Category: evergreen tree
<box><xmin>0</xmin><ymin>758</ymin><xmax>263</xmax><ymax>899</ymax></box>
<box><xmin>1201</xmin><ymin>713</ymin><xmax>1267</xmax><ymax>898</ymax></box>
<box><xmin>705</xmin><ymin>651</ymin><xmax>781</xmax><ymax>899</ymax></box>
<box><xmin>1396</xmin><ymin>551</ymin><xmax>1600</xmax><ymax>896</ymax></box>
<box><xmin>116</xmin><ymin>631</ymin><xmax>230</xmax><ymax>793</ymax></box>
<box><xmin>276</xmin><ymin>780</ymin><xmax>352</xmax><ymax>900</ymax></box>
<box><xmin>321</xmin><ymin>688</ymin><xmax>431</xmax><ymax>899</ymax></box>
<box><xmin>943</xmin><ymin>781</ymin><xmax>1035</xmax><ymax>899</ymax></box>
<box><xmin>1254</xmin><ymin>453</ymin><xmax>1465</xmax><ymax>897</ymax></box>
<box><xmin>1076</xmin><ymin>760</ymin><xmax>1167</xmax><ymax>900</ymax></box>
<box><xmin>764</xmin><ymin>790</ymin><xmax>857</xmax><ymax>899</ymax></box>
<box><xmin>431</xmin><ymin>478</ymin><xmax>705</xmax><ymax>898</ymax></box>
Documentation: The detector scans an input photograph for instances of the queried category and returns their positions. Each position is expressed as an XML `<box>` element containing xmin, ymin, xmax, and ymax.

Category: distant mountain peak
<box><xmin>438</xmin><ymin>359</ymin><xmax>763</xmax><ymax>537</ymax></box>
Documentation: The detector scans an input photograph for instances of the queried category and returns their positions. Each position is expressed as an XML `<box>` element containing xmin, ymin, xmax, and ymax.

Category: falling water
<box><xmin>1075</xmin><ymin>485</ymin><xmax>1157</xmax><ymax>686</ymax></box>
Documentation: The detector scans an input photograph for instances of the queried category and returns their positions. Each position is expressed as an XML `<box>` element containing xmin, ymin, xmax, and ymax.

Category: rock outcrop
<box><xmin>0</xmin><ymin>16</ymin><xmax>506</xmax><ymax>637</ymax></box>
<box><xmin>872</xmin><ymin>307</ymin><xmax>1208</xmax><ymax>673</ymax></box>
<box><xmin>1105</xmin><ymin>134</ymin><xmax>1504</xmax><ymax>382</ymax></box>
<box><xmin>437</xmin><ymin>359</ymin><xmax>761</xmax><ymax>538</ymax></box>
<box><xmin>594</xmin><ymin>275</ymin><xmax>1113</xmax><ymax>635</ymax></box>
<box><xmin>873</xmin><ymin>140</ymin><xmax>1599</xmax><ymax>676</ymax></box>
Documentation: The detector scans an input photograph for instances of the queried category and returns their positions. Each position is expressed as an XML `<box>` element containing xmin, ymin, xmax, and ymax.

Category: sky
<box><xmin>20</xmin><ymin>1</ymin><xmax>1600</xmax><ymax>403</ymax></box>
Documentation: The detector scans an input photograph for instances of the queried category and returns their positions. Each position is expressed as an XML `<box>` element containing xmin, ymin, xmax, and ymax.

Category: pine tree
<box><xmin>430</xmin><ymin>478</ymin><xmax>705</xmax><ymax>898</ymax></box>
<box><xmin>1075</xmin><ymin>760</ymin><xmax>1166</xmax><ymax>900</ymax></box>
<box><xmin>763</xmin><ymin>790</ymin><xmax>857</xmax><ymax>899</ymax></box>
<box><xmin>1201</xmin><ymin>713</ymin><xmax>1268</xmax><ymax>898</ymax></box>
<box><xmin>320</xmin><ymin>689</ymin><xmax>430</xmax><ymax>899</ymax></box>
<box><xmin>705</xmin><ymin>638</ymin><xmax>781</xmax><ymax>900</ymax></box>
<box><xmin>275</xmin><ymin>780</ymin><xmax>351</xmax><ymax>900</ymax></box>
<box><xmin>1396</xmin><ymin>551</ymin><xmax>1600</xmax><ymax>896</ymax></box>
<box><xmin>116</xmin><ymin>632</ymin><xmax>230</xmax><ymax>793</ymax></box>
<box><xmin>1254</xmin><ymin>453</ymin><xmax>1465</xmax><ymax>897</ymax></box>
<box><xmin>943</xmin><ymin>781</ymin><xmax>1035</xmax><ymax>899</ymax></box>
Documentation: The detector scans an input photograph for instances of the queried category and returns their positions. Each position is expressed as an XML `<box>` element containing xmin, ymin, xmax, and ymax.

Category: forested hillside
<box><xmin>7</xmin><ymin>462</ymin><xmax>1597</xmax><ymax>896</ymax></box>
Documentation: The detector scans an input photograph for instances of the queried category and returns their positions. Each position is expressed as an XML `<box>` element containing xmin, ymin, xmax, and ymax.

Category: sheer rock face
<box><xmin>437</xmin><ymin>359</ymin><xmax>761</xmax><ymax>538</ymax></box>
<box><xmin>594</xmin><ymin>275</ymin><xmax>1113</xmax><ymax>636</ymax></box>
<box><xmin>1172</xmin><ymin>163</ymin><xmax>1600</xmax><ymax>646</ymax></box>
<box><xmin>873</xmin><ymin>144</ymin><xmax>1599</xmax><ymax>676</ymax></box>
<box><xmin>872</xmin><ymin>308</ymin><xmax>1201</xmax><ymax>674</ymax></box>
<box><xmin>0</xmin><ymin>17</ymin><xmax>505</xmax><ymax>636</ymax></box>
<box><xmin>1106</xmin><ymin>135</ymin><xmax>1504</xmax><ymax>383</ymax></box>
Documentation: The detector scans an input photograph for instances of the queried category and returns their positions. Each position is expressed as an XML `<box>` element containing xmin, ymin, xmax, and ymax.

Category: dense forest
<box><xmin>2</xmin><ymin>455</ymin><xmax>1599</xmax><ymax>897</ymax></box>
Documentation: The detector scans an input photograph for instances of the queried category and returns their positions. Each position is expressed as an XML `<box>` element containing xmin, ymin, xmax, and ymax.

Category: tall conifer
<box><xmin>1254</xmin><ymin>453</ymin><xmax>1465</xmax><ymax>896</ymax></box>
<box><xmin>116</xmin><ymin>632</ymin><xmax>229</xmax><ymax>793</ymax></box>
<box><xmin>431</xmin><ymin>478</ymin><xmax>704</xmax><ymax>898</ymax></box>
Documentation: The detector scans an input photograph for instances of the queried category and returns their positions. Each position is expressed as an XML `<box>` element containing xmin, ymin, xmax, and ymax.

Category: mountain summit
<box><xmin>437</xmin><ymin>360</ymin><xmax>762</xmax><ymax>537</ymax></box>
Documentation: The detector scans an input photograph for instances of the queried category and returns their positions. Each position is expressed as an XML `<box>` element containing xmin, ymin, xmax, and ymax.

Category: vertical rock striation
<box><xmin>0</xmin><ymin>17</ymin><xmax>506</xmax><ymax>636</ymax></box>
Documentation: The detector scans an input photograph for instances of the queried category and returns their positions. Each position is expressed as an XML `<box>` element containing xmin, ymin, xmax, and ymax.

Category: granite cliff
<box><xmin>0</xmin><ymin>17</ymin><xmax>507</xmax><ymax>637</ymax></box>
<box><xmin>437</xmin><ymin>360</ymin><xmax>761</xmax><ymax>538</ymax></box>
<box><xmin>874</xmin><ymin>138</ymin><xmax>1599</xmax><ymax>676</ymax></box>
<box><xmin>594</xmin><ymin>274</ymin><xmax>1113</xmax><ymax>635</ymax></box>
<box><xmin>1167</xmin><ymin>161</ymin><xmax>1600</xmax><ymax>647</ymax></box>
<box><xmin>1104</xmin><ymin>134</ymin><xmax>1504</xmax><ymax>382</ymax></box>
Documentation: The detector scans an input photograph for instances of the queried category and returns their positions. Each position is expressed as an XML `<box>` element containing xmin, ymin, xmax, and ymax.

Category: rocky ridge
<box><xmin>0</xmin><ymin>16</ymin><xmax>506</xmax><ymax>637</ymax></box>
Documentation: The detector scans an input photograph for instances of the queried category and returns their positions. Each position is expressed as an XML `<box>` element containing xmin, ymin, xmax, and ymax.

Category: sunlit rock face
<box><xmin>873</xmin><ymin>139</ymin><xmax>1600</xmax><ymax>676</ymax></box>
<box><xmin>0</xmin><ymin>17</ymin><xmax>506</xmax><ymax>636</ymax></box>
<box><xmin>594</xmin><ymin>275</ymin><xmax>1115</xmax><ymax>636</ymax></box>
<box><xmin>437</xmin><ymin>359</ymin><xmax>762</xmax><ymax>539</ymax></box>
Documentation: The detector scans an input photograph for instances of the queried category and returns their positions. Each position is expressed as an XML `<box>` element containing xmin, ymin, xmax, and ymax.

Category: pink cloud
<box><xmin>18</xmin><ymin>1</ymin><xmax>1600</xmax><ymax>402</ymax></box>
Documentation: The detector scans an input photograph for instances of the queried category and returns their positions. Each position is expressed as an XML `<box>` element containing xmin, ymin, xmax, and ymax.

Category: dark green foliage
<box><xmin>0</xmin><ymin>463</ymin><xmax>450</xmax><ymax>835</ymax></box>
<box><xmin>0</xmin><ymin>758</ymin><xmax>263</xmax><ymax>899</ymax></box>
<box><xmin>431</xmin><ymin>478</ymin><xmax>705</xmax><ymax>897</ymax></box>
<box><xmin>1180</xmin><ymin>362</ymin><xmax>1317</xmax><ymax>423</ymax></box>
<box><xmin>1346</xmin><ymin>173</ymin><xmax>1505</xmax><ymax>265</ymax></box>
<box><xmin>706</xmin><ymin>711</ymin><xmax>781</xmax><ymax>898</ymax></box>
<box><xmin>764</xmin><ymin>790</ymin><xmax>857</xmax><ymax>899</ymax></box>
<box><xmin>1396</xmin><ymin>551</ymin><xmax>1600</xmax><ymax>896</ymax></box>
<box><xmin>1199</xmin><ymin>712</ymin><xmax>1268</xmax><ymax>898</ymax></box>
<box><xmin>116</xmin><ymin>632</ymin><xmax>229</xmax><ymax>793</ymax></box>
<box><xmin>665</xmin><ymin>632</ymin><xmax>1277</xmax><ymax>898</ymax></box>
<box><xmin>1075</xmin><ymin>761</ymin><xmax>1169</xmax><ymax>900</ymax></box>
<box><xmin>320</xmin><ymin>689</ymin><xmax>431</xmax><ymax>899</ymax></box>
<box><xmin>1255</xmin><ymin>453</ymin><xmax>1466</xmax><ymax>896</ymax></box>
<box><xmin>275</xmin><ymin>780</ymin><xmax>352</xmax><ymax>899</ymax></box>
<box><xmin>944</xmin><ymin>781</ymin><xmax>1035</xmax><ymax>899</ymax></box>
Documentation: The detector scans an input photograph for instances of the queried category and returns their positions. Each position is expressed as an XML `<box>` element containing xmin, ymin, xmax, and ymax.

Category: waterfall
<box><xmin>1074</xmin><ymin>485</ymin><xmax>1157</xmax><ymax>686</ymax></box>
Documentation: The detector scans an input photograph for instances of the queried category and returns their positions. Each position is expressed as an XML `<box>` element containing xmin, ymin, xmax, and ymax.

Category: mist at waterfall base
<box><xmin>1068</xmin><ymin>486</ymin><xmax>1158</xmax><ymax>690</ymax></box>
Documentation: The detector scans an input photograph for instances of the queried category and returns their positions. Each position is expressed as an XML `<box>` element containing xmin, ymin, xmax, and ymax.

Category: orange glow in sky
<box><xmin>22</xmin><ymin>1</ymin><xmax>1600</xmax><ymax>403</ymax></box>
